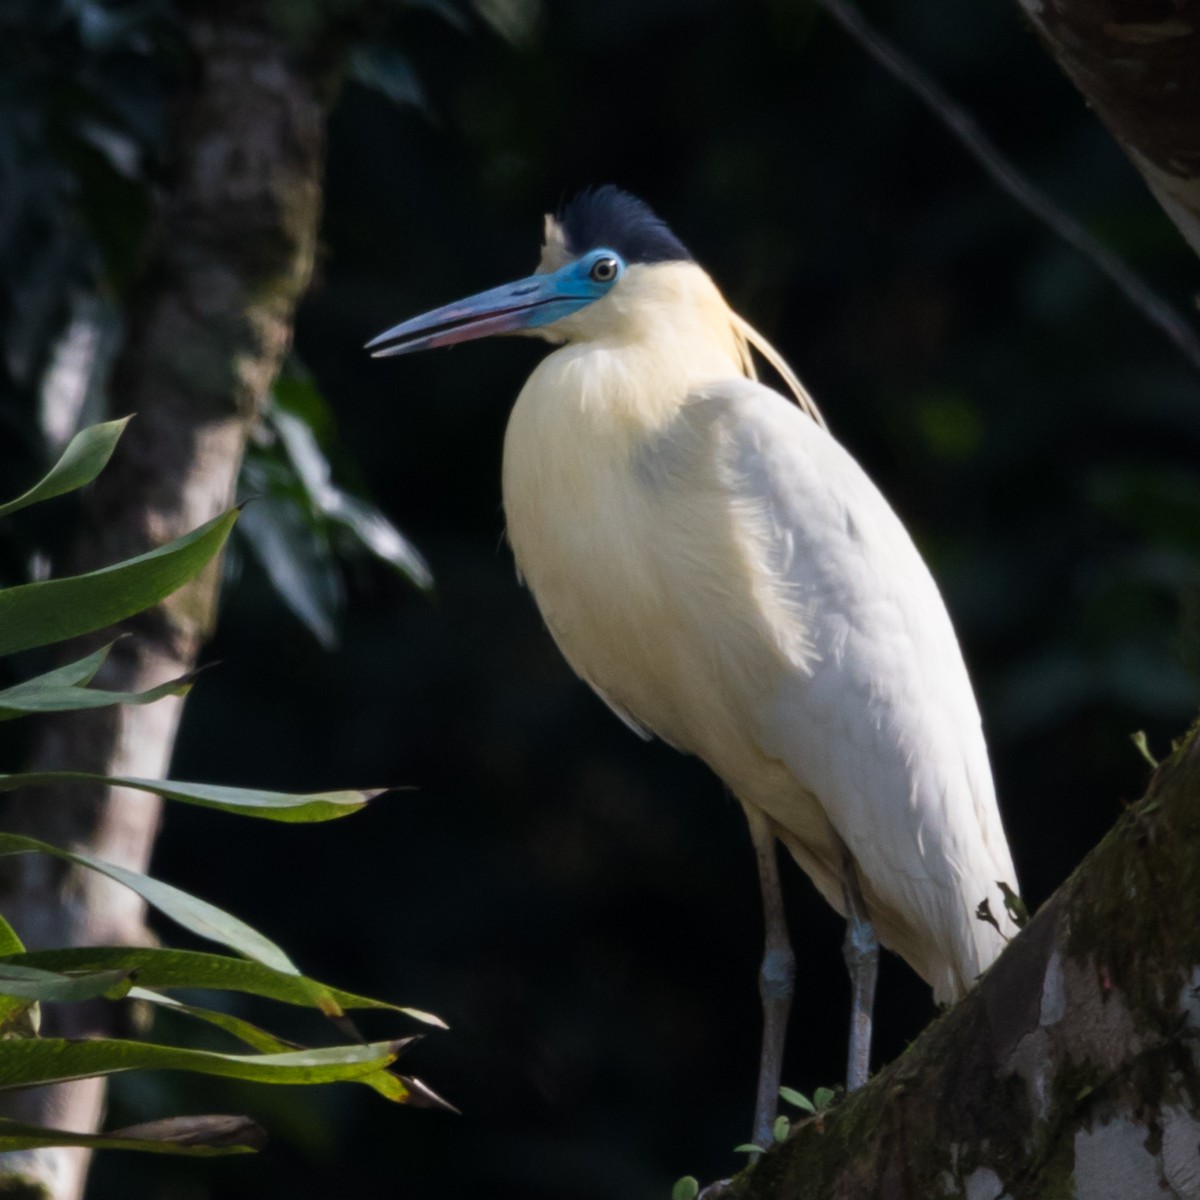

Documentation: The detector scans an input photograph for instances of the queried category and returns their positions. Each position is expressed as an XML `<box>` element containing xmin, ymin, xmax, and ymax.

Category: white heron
<box><xmin>368</xmin><ymin>186</ymin><xmax>1019</xmax><ymax>1147</ymax></box>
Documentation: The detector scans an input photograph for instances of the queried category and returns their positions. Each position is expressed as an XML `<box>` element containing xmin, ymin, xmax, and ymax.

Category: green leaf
<box><xmin>0</xmin><ymin>1036</ymin><xmax>402</xmax><ymax>1091</ymax></box>
<box><xmin>733</xmin><ymin>1144</ymin><xmax>761</xmax><ymax>1154</ymax></box>
<box><xmin>237</xmin><ymin>495</ymin><xmax>340</xmax><ymax>649</ymax></box>
<box><xmin>347</xmin><ymin>45</ymin><xmax>431</xmax><ymax>113</ymax></box>
<box><xmin>772</xmin><ymin>1115</ymin><xmax>790</xmax><ymax>1142</ymax></box>
<box><xmin>779</xmin><ymin>1086</ymin><xmax>815</xmax><ymax>1113</ymax></box>
<box><xmin>0</xmin><ymin>832</ymin><xmax>309</xmax><ymax>990</ymax></box>
<box><xmin>813</xmin><ymin>1086</ymin><xmax>836</xmax><ymax>1111</ymax></box>
<box><xmin>0</xmin><ymin>509</ymin><xmax>238</xmax><ymax>658</ymax></box>
<box><xmin>670</xmin><ymin>1176</ymin><xmax>699</xmax><ymax>1200</ymax></box>
<box><xmin>0</xmin><ymin>963</ymin><xmax>132</xmax><ymax>1003</ymax></box>
<box><xmin>0</xmin><ymin>1115</ymin><xmax>264</xmax><ymax>1157</ymax></box>
<box><xmin>0</xmin><ymin>920</ymin><xmax>30</xmax><ymax>1027</ymax></box>
<box><xmin>998</xmin><ymin>881</ymin><xmax>1029</xmax><ymax>930</ymax></box>
<box><xmin>6</xmin><ymin>643</ymin><xmax>112</xmax><ymax>689</ymax></box>
<box><xmin>0</xmin><ymin>774</ymin><xmax>384</xmax><ymax>823</ymax></box>
<box><xmin>0</xmin><ymin>947</ymin><xmax>445</xmax><ymax>1028</ymax></box>
<box><xmin>1131</xmin><ymin>729</ymin><xmax>1159</xmax><ymax>768</ymax></box>
<box><xmin>0</xmin><ymin>670</ymin><xmax>194</xmax><ymax>720</ymax></box>
<box><xmin>269</xmin><ymin>399</ymin><xmax>432</xmax><ymax>590</ymax></box>
<box><xmin>0</xmin><ymin>418</ymin><xmax>130</xmax><ymax>518</ymax></box>
<box><xmin>324</xmin><ymin>492</ymin><xmax>433</xmax><ymax>591</ymax></box>
<box><xmin>0</xmin><ymin>915</ymin><xmax>25</xmax><ymax>957</ymax></box>
<box><xmin>131</xmin><ymin>988</ymin><xmax>301</xmax><ymax>1053</ymax></box>
<box><xmin>131</xmin><ymin>989</ymin><xmax>415</xmax><ymax>1103</ymax></box>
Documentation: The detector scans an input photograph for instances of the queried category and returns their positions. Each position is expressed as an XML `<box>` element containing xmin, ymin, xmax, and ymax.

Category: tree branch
<box><xmin>817</xmin><ymin>0</ymin><xmax>1200</xmax><ymax>375</ymax></box>
<box><xmin>722</xmin><ymin>724</ymin><xmax>1200</xmax><ymax>1199</ymax></box>
<box><xmin>1013</xmin><ymin>0</ymin><xmax>1200</xmax><ymax>260</ymax></box>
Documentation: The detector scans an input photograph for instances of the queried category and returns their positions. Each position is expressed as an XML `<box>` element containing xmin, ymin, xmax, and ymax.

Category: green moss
<box><xmin>0</xmin><ymin>1177</ymin><xmax>51</xmax><ymax>1199</ymax></box>
<box><xmin>1062</xmin><ymin>736</ymin><xmax>1200</xmax><ymax>1042</ymax></box>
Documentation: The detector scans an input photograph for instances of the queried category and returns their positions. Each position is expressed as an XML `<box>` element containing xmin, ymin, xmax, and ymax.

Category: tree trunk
<box><xmin>721</xmin><ymin>724</ymin><xmax>1200</xmax><ymax>1199</ymax></box>
<box><xmin>0</xmin><ymin>9</ymin><xmax>328</xmax><ymax>1197</ymax></box>
<box><xmin>1015</xmin><ymin>0</ymin><xmax>1200</xmax><ymax>257</ymax></box>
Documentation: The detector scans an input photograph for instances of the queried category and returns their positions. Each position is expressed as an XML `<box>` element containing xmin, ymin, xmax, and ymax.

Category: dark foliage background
<box><xmin>2</xmin><ymin>0</ymin><xmax>1198</xmax><ymax>1196</ymax></box>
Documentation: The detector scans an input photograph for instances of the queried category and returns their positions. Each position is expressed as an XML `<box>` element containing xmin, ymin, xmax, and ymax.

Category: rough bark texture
<box><xmin>1016</xmin><ymin>0</ymin><xmax>1200</xmax><ymax>257</ymax></box>
<box><xmin>721</xmin><ymin>725</ymin><xmax>1200</xmax><ymax>1200</ymax></box>
<box><xmin>0</xmin><ymin>8</ymin><xmax>327</xmax><ymax>1197</ymax></box>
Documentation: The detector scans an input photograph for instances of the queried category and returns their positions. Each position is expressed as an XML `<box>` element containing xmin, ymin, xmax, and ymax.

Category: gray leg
<box><xmin>841</xmin><ymin>854</ymin><xmax>879</xmax><ymax>1091</ymax></box>
<box><xmin>745</xmin><ymin>807</ymin><xmax>795</xmax><ymax>1149</ymax></box>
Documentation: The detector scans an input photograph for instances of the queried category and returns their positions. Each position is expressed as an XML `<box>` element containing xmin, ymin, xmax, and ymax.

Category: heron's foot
<box><xmin>697</xmin><ymin>1179</ymin><xmax>734</xmax><ymax>1200</ymax></box>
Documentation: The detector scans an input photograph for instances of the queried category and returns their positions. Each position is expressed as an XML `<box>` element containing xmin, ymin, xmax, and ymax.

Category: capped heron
<box><xmin>368</xmin><ymin>186</ymin><xmax>1019</xmax><ymax>1147</ymax></box>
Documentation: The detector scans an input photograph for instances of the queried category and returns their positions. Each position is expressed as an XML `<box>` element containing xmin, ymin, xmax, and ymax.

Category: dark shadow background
<box><xmin>4</xmin><ymin>1</ymin><xmax>1200</xmax><ymax>1197</ymax></box>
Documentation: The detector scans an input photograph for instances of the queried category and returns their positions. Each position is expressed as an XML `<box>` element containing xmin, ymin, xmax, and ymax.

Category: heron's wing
<box><xmin>691</xmin><ymin>378</ymin><xmax>1017</xmax><ymax>997</ymax></box>
<box><xmin>594</xmin><ymin>688</ymin><xmax>652</xmax><ymax>741</ymax></box>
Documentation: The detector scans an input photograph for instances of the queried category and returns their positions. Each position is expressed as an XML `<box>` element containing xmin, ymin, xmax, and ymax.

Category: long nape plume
<box><xmin>731</xmin><ymin>313</ymin><xmax>827</xmax><ymax>430</ymax></box>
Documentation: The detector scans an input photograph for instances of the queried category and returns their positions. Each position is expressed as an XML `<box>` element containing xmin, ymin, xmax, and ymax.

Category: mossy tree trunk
<box><xmin>721</xmin><ymin>727</ymin><xmax>1200</xmax><ymax>1199</ymax></box>
<box><xmin>0</xmin><ymin>6</ymin><xmax>330</xmax><ymax>1197</ymax></box>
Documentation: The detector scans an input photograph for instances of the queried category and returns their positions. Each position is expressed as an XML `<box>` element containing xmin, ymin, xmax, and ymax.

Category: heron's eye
<box><xmin>590</xmin><ymin>257</ymin><xmax>619</xmax><ymax>283</ymax></box>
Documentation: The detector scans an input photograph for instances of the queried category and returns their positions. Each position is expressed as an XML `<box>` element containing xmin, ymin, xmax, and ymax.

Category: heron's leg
<box><xmin>745</xmin><ymin>807</ymin><xmax>795</xmax><ymax>1149</ymax></box>
<box><xmin>841</xmin><ymin>855</ymin><xmax>879</xmax><ymax>1092</ymax></box>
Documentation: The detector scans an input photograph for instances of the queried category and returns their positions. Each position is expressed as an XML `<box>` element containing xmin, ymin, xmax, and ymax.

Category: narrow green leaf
<box><xmin>269</xmin><ymin>403</ymin><xmax>432</xmax><ymax>589</ymax></box>
<box><xmin>0</xmin><ymin>915</ymin><xmax>25</xmax><ymax>957</ymax></box>
<box><xmin>0</xmin><ymin>1036</ymin><xmax>401</xmax><ymax>1090</ymax></box>
<box><xmin>131</xmin><ymin>988</ymin><xmax>299</xmax><ymax>1054</ymax></box>
<box><xmin>0</xmin><ymin>947</ymin><xmax>446</xmax><ymax>1028</ymax></box>
<box><xmin>0</xmin><ymin>672</ymin><xmax>194</xmax><ymax>720</ymax></box>
<box><xmin>733</xmin><ymin>1144</ymin><xmax>762</xmax><ymax>1154</ymax></box>
<box><xmin>0</xmin><ymin>773</ymin><xmax>381</xmax><ymax>823</ymax></box>
<box><xmin>325</xmin><ymin>493</ymin><xmax>433</xmax><ymax>590</ymax></box>
<box><xmin>0</xmin><ymin>833</ymin><xmax>307</xmax><ymax>986</ymax></box>
<box><xmin>0</xmin><ymin>919</ymin><xmax>30</xmax><ymax>1027</ymax></box>
<box><xmin>0</xmin><ymin>1115</ymin><xmax>263</xmax><ymax>1157</ymax></box>
<box><xmin>0</xmin><ymin>509</ymin><xmax>238</xmax><ymax>658</ymax></box>
<box><xmin>0</xmin><ymin>418</ymin><xmax>130</xmax><ymax>518</ymax></box>
<box><xmin>132</xmin><ymin>989</ymin><xmax>414</xmax><ymax>1103</ymax></box>
<box><xmin>779</xmin><ymin>1086</ymin><xmax>815</xmax><ymax>1113</ymax></box>
<box><xmin>237</xmin><ymin>496</ymin><xmax>340</xmax><ymax>649</ymax></box>
<box><xmin>0</xmin><ymin>963</ymin><xmax>132</xmax><ymax>1003</ymax></box>
<box><xmin>4</xmin><ymin>643</ymin><xmax>114</xmax><ymax>691</ymax></box>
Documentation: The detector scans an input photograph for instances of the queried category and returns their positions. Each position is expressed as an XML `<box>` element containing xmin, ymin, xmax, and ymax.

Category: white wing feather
<box><xmin>697</xmin><ymin>379</ymin><xmax>1017</xmax><ymax>998</ymax></box>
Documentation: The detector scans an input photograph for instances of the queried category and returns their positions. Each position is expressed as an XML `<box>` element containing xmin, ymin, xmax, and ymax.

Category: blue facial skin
<box><xmin>521</xmin><ymin>248</ymin><xmax>627</xmax><ymax>329</ymax></box>
<box><xmin>366</xmin><ymin>247</ymin><xmax>627</xmax><ymax>357</ymax></box>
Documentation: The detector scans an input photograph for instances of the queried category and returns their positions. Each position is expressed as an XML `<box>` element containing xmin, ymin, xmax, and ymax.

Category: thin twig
<box><xmin>816</xmin><ymin>0</ymin><xmax>1200</xmax><ymax>376</ymax></box>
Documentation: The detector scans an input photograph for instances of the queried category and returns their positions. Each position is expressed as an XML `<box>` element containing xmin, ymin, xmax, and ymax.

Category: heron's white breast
<box><xmin>500</xmin><ymin>335</ymin><xmax>809</xmax><ymax>798</ymax></box>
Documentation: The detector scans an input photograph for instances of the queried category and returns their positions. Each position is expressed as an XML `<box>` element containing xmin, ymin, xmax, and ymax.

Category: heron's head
<box><xmin>366</xmin><ymin>186</ymin><xmax>699</xmax><ymax>357</ymax></box>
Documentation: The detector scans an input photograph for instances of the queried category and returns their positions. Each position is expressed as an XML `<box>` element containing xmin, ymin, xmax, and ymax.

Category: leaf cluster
<box><xmin>0</xmin><ymin>420</ymin><xmax>446</xmax><ymax>1158</ymax></box>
